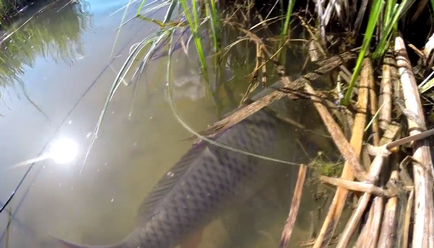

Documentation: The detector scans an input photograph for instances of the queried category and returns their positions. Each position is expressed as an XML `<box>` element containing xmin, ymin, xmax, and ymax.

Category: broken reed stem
<box><xmin>278</xmin><ymin>164</ymin><xmax>307</xmax><ymax>248</ymax></box>
<box><xmin>312</xmin><ymin>58</ymin><xmax>371</xmax><ymax>248</ymax></box>
<box><xmin>379</xmin><ymin>51</ymin><xmax>394</xmax><ymax>130</ymax></box>
<box><xmin>304</xmin><ymin>84</ymin><xmax>370</xmax><ymax>183</ymax></box>
<box><xmin>395</xmin><ymin>35</ymin><xmax>434</xmax><ymax>248</ymax></box>
<box><xmin>319</xmin><ymin>176</ymin><xmax>391</xmax><ymax>197</ymax></box>
<box><xmin>366</xmin><ymin>197</ymin><xmax>384</xmax><ymax>248</ymax></box>
<box><xmin>402</xmin><ymin>189</ymin><xmax>414</xmax><ymax>248</ymax></box>
<box><xmin>354</xmin><ymin>202</ymin><xmax>374</xmax><ymax>248</ymax></box>
<box><xmin>336</xmin><ymin>121</ymin><xmax>400</xmax><ymax>248</ymax></box>
<box><xmin>377</xmin><ymin>171</ymin><xmax>399</xmax><ymax>248</ymax></box>
<box><xmin>368</xmin><ymin>66</ymin><xmax>380</xmax><ymax>146</ymax></box>
<box><xmin>336</xmin><ymin>182</ymin><xmax>374</xmax><ymax>247</ymax></box>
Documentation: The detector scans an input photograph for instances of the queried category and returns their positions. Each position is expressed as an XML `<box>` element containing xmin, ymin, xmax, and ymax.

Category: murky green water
<box><xmin>0</xmin><ymin>1</ymin><xmax>340</xmax><ymax>247</ymax></box>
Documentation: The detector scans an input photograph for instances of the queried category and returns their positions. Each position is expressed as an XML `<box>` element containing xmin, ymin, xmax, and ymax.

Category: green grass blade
<box><xmin>373</xmin><ymin>0</ymin><xmax>413</xmax><ymax>58</ymax></box>
<box><xmin>384</xmin><ymin>0</ymin><xmax>396</xmax><ymax>26</ymax></box>
<box><xmin>179</xmin><ymin>0</ymin><xmax>207</xmax><ymax>72</ymax></box>
<box><xmin>111</xmin><ymin>0</ymin><xmax>135</xmax><ymax>58</ymax></box>
<box><xmin>136</xmin><ymin>0</ymin><xmax>147</xmax><ymax>16</ymax></box>
<box><xmin>136</xmin><ymin>15</ymin><xmax>165</xmax><ymax>27</ymax></box>
<box><xmin>163</xmin><ymin>0</ymin><xmax>178</xmax><ymax>23</ymax></box>
<box><xmin>342</xmin><ymin>0</ymin><xmax>383</xmax><ymax>105</ymax></box>
<box><xmin>279</xmin><ymin>0</ymin><xmax>296</xmax><ymax>52</ymax></box>
<box><xmin>204</xmin><ymin>1</ymin><xmax>218</xmax><ymax>53</ymax></box>
<box><xmin>431</xmin><ymin>0</ymin><xmax>434</xmax><ymax>15</ymax></box>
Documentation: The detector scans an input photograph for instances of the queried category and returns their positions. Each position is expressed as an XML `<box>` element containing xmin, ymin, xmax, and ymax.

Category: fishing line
<box><xmin>0</xmin><ymin>16</ymin><xmax>148</xmax><ymax>241</ymax></box>
<box><xmin>165</xmin><ymin>35</ymin><xmax>302</xmax><ymax>167</ymax></box>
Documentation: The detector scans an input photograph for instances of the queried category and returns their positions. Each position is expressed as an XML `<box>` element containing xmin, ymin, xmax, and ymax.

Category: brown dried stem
<box><xmin>379</xmin><ymin>51</ymin><xmax>395</xmax><ymax>130</ymax></box>
<box><xmin>402</xmin><ymin>189</ymin><xmax>414</xmax><ymax>248</ymax></box>
<box><xmin>377</xmin><ymin>171</ymin><xmax>399</xmax><ymax>248</ymax></box>
<box><xmin>395</xmin><ymin>35</ymin><xmax>434</xmax><ymax>248</ymax></box>
<box><xmin>312</xmin><ymin>58</ymin><xmax>371</xmax><ymax>248</ymax></box>
<box><xmin>354</xmin><ymin>203</ymin><xmax>374</xmax><ymax>248</ymax></box>
<box><xmin>278</xmin><ymin>164</ymin><xmax>307</xmax><ymax>248</ymax></box>
<box><xmin>368</xmin><ymin>65</ymin><xmax>380</xmax><ymax>146</ymax></box>
<box><xmin>241</xmin><ymin>44</ymin><xmax>265</xmax><ymax>104</ymax></box>
<box><xmin>319</xmin><ymin>176</ymin><xmax>391</xmax><ymax>197</ymax></box>
<box><xmin>365</xmin><ymin>197</ymin><xmax>384</xmax><ymax>248</ymax></box>
<box><xmin>335</xmin><ymin>107</ymin><xmax>401</xmax><ymax>248</ymax></box>
<box><xmin>335</xmin><ymin>157</ymin><xmax>383</xmax><ymax>248</ymax></box>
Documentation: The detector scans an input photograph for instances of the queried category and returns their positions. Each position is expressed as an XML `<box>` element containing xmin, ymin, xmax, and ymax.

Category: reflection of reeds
<box><xmin>0</xmin><ymin>0</ymin><xmax>20</xmax><ymax>20</ymax></box>
<box><xmin>85</xmin><ymin>1</ymin><xmax>434</xmax><ymax>247</ymax></box>
<box><xmin>0</xmin><ymin>0</ymin><xmax>91</xmax><ymax>88</ymax></box>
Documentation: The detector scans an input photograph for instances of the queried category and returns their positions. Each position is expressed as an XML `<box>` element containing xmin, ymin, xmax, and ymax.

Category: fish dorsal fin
<box><xmin>136</xmin><ymin>142</ymin><xmax>209</xmax><ymax>223</ymax></box>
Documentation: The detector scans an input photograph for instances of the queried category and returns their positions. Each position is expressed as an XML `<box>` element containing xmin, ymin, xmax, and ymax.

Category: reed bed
<box><xmin>93</xmin><ymin>0</ymin><xmax>434</xmax><ymax>247</ymax></box>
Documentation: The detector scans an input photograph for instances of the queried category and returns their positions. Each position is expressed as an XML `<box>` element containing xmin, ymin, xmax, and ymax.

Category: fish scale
<box><xmin>54</xmin><ymin>95</ymin><xmax>301</xmax><ymax>248</ymax></box>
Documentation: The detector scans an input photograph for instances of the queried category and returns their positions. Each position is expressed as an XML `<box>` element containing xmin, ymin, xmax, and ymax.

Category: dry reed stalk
<box><xmin>354</xmin><ymin>203</ymin><xmax>374</xmax><ymax>248</ymax></box>
<box><xmin>319</xmin><ymin>176</ymin><xmax>391</xmax><ymax>196</ymax></box>
<box><xmin>335</xmin><ymin>119</ymin><xmax>401</xmax><ymax>248</ymax></box>
<box><xmin>377</xmin><ymin>171</ymin><xmax>399</xmax><ymax>248</ymax></box>
<box><xmin>335</xmin><ymin>158</ymin><xmax>383</xmax><ymax>248</ymax></box>
<box><xmin>402</xmin><ymin>189</ymin><xmax>414</xmax><ymax>248</ymax></box>
<box><xmin>241</xmin><ymin>44</ymin><xmax>263</xmax><ymax>103</ymax></box>
<box><xmin>395</xmin><ymin>35</ymin><xmax>434</xmax><ymax>248</ymax></box>
<box><xmin>312</xmin><ymin>58</ymin><xmax>371</xmax><ymax>248</ymax></box>
<box><xmin>365</xmin><ymin>197</ymin><xmax>384</xmax><ymax>248</ymax></box>
<box><xmin>278</xmin><ymin>164</ymin><xmax>307</xmax><ymax>248</ymax></box>
<box><xmin>368</xmin><ymin>66</ymin><xmax>380</xmax><ymax>146</ymax></box>
<box><xmin>304</xmin><ymin>85</ymin><xmax>369</xmax><ymax>183</ymax></box>
<box><xmin>379</xmin><ymin>52</ymin><xmax>394</xmax><ymax>130</ymax></box>
<box><xmin>361</xmin><ymin>146</ymin><xmax>372</xmax><ymax>170</ymax></box>
<box><xmin>383</xmin><ymin>127</ymin><xmax>434</xmax><ymax>149</ymax></box>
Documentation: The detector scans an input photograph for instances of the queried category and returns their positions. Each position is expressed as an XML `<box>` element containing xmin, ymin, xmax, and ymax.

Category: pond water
<box><xmin>0</xmin><ymin>0</ymin><xmax>342</xmax><ymax>247</ymax></box>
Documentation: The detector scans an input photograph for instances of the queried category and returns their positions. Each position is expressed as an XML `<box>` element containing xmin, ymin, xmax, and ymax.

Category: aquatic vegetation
<box><xmin>0</xmin><ymin>0</ymin><xmax>50</xmax><ymax>22</ymax></box>
<box><xmin>0</xmin><ymin>0</ymin><xmax>91</xmax><ymax>87</ymax></box>
<box><xmin>82</xmin><ymin>0</ymin><xmax>434</xmax><ymax>247</ymax></box>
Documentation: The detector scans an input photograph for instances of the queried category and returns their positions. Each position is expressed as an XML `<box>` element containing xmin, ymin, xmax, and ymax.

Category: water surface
<box><xmin>0</xmin><ymin>1</ymin><xmax>336</xmax><ymax>247</ymax></box>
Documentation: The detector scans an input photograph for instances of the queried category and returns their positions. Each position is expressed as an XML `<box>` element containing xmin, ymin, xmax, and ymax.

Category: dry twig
<box><xmin>278</xmin><ymin>164</ymin><xmax>307</xmax><ymax>248</ymax></box>
<box><xmin>319</xmin><ymin>176</ymin><xmax>391</xmax><ymax>197</ymax></box>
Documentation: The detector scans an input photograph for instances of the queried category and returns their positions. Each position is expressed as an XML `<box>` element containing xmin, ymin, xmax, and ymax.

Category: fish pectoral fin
<box><xmin>180</xmin><ymin>227</ymin><xmax>204</xmax><ymax>248</ymax></box>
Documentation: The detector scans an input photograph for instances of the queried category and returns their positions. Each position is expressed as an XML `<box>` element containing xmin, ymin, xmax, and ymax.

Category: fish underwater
<box><xmin>53</xmin><ymin>83</ymin><xmax>304</xmax><ymax>248</ymax></box>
